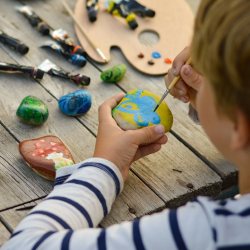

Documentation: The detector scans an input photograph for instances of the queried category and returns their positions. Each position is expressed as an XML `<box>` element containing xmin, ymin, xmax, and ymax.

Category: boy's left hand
<box><xmin>94</xmin><ymin>93</ymin><xmax>168</xmax><ymax>181</ymax></box>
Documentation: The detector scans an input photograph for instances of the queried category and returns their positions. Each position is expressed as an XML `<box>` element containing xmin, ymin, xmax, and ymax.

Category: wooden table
<box><xmin>0</xmin><ymin>0</ymin><xmax>238</xmax><ymax>246</ymax></box>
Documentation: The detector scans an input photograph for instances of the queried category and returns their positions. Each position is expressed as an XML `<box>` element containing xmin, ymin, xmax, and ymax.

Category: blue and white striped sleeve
<box><xmin>2</xmin><ymin>159</ymin><xmax>214</xmax><ymax>250</ymax></box>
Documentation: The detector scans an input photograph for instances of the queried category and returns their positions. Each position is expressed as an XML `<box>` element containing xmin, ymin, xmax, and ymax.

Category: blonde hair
<box><xmin>191</xmin><ymin>0</ymin><xmax>250</xmax><ymax>120</ymax></box>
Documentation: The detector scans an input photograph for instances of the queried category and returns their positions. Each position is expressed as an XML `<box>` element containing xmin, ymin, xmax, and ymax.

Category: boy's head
<box><xmin>191</xmin><ymin>0</ymin><xmax>250</xmax><ymax>163</ymax></box>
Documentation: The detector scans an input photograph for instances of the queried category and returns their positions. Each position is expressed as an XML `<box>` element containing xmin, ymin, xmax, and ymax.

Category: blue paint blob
<box><xmin>58</xmin><ymin>90</ymin><xmax>92</xmax><ymax>116</ymax></box>
<box><xmin>152</xmin><ymin>52</ymin><xmax>161</xmax><ymax>58</ymax></box>
<box><xmin>113</xmin><ymin>89</ymin><xmax>161</xmax><ymax>127</ymax></box>
<box><xmin>126</xmin><ymin>105</ymin><xmax>132</xmax><ymax>109</ymax></box>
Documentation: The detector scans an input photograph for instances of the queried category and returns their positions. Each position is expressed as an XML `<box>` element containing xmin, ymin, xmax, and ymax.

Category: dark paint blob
<box><xmin>138</xmin><ymin>53</ymin><xmax>144</xmax><ymax>58</ymax></box>
<box><xmin>148</xmin><ymin>60</ymin><xmax>155</xmax><ymax>65</ymax></box>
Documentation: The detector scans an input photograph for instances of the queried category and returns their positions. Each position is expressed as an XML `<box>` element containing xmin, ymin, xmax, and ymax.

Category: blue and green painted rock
<box><xmin>100</xmin><ymin>64</ymin><xmax>127</xmax><ymax>82</ymax></box>
<box><xmin>16</xmin><ymin>96</ymin><xmax>49</xmax><ymax>125</ymax></box>
<box><xmin>58</xmin><ymin>90</ymin><xmax>92</xmax><ymax>116</ymax></box>
<box><xmin>112</xmin><ymin>89</ymin><xmax>173</xmax><ymax>132</ymax></box>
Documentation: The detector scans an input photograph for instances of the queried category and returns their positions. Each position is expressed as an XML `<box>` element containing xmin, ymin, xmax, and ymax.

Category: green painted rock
<box><xmin>16</xmin><ymin>96</ymin><xmax>49</xmax><ymax>125</ymax></box>
<box><xmin>100</xmin><ymin>64</ymin><xmax>127</xmax><ymax>82</ymax></box>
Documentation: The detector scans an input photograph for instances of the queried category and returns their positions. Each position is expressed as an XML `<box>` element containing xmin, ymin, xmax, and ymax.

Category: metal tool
<box><xmin>153</xmin><ymin>57</ymin><xmax>191</xmax><ymax>112</ymax></box>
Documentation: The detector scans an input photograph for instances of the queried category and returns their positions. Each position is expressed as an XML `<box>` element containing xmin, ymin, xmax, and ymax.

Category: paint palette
<box><xmin>74</xmin><ymin>0</ymin><xmax>194</xmax><ymax>75</ymax></box>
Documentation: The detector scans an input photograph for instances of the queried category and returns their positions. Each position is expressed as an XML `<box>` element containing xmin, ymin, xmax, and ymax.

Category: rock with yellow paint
<box><xmin>112</xmin><ymin>89</ymin><xmax>173</xmax><ymax>132</ymax></box>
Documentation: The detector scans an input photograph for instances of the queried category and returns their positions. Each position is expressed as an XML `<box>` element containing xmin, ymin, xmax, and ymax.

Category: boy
<box><xmin>2</xmin><ymin>0</ymin><xmax>250</xmax><ymax>249</ymax></box>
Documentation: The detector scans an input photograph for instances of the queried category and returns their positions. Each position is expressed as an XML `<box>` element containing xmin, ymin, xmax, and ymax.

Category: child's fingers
<box><xmin>174</xmin><ymin>79</ymin><xmax>190</xmax><ymax>96</ymax></box>
<box><xmin>134</xmin><ymin>143</ymin><xmax>162</xmax><ymax>161</ymax></box>
<box><xmin>172</xmin><ymin>46</ymin><xmax>190</xmax><ymax>76</ymax></box>
<box><xmin>98</xmin><ymin>93</ymin><xmax>125</xmax><ymax>123</ymax></box>
<box><xmin>129</xmin><ymin>124</ymin><xmax>166</xmax><ymax>146</ymax></box>
<box><xmin>180</xmin><ymin>65</ymin><xmax>203</xmax><ymax>91</ymax></box>
<box><xmin>139</xmin><ymin>134</ymin><xmax>168</xmax><ymax>146</ymax></box>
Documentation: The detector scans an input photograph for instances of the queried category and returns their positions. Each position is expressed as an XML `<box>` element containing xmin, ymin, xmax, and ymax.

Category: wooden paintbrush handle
<box><xmin>168</xmin><ymin>57</ymin><xmax>192</xmax><ymax>90</ymax></box>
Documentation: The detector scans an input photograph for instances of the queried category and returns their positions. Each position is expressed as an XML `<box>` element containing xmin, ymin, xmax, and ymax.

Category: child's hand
<box><xmin>94</xmin><ymin>93</ymin><xmax>168</xmax><ymax>181</ymax></box>
<box><xmin>165</xmin><ymin>47</ymin><xmax>204</xmax><ymax>110</ymax></box>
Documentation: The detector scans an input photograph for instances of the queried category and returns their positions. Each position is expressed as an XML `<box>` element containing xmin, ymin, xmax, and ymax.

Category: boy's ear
<box><xmin>231</xmin><ymin>109</ymin><xmax>250</xmax><ymax>151</ymax></box>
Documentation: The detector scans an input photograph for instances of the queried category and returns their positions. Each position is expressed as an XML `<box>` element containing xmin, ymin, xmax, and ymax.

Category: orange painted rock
<box><xmin>19</xmin><ymin>136</ymin><xmax>75</xmax><ymax>181</ymax></box>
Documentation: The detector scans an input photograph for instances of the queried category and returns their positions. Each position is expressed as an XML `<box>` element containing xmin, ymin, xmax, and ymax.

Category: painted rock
<box><xmin>19</xmin><ymin>135</ymin><xmax>75</xmax><ymax>181</ymax></box>
<box><xmin>58</xmin><ymin>90</ymin><xmax>92</xmax><ymax>116</ymax></box>
<box><xmin>100</xmin><ymin>64</ymin><xmax>127</xmax><ymax>82</ymax></box>
<box><xmin>16</xmin><ymin>96</ymin><xmax>49</xmax><ymax>125</ymax></box>
<box><xmin>112</xmin><ymin>89</ymin><xmax>173</xmax><ymax>132</ymax></box>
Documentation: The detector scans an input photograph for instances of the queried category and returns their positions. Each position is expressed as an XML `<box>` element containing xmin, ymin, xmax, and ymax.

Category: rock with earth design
<box><xmin>112</xmin><ymin>89</ymin><xmax>173</xmax><ymax>131</ymax></box>
<box><xmin>58</xmin><ymin>89</ymin><xmax>92</xmax><ymax>116</ymax></box>
<box><xmin>19</xmin><ymin>135</ymin><xmax>75</xmax><ymax>181</ymax></box>
<box><xmin>16</xmin><ymin>96</ymin><xmax>49</xmax><ymax>125</ymax></box>
<box><xmin>100</xmin><ymin>64</ymin><xmax>127</xmax><ymax>82</ymax></box>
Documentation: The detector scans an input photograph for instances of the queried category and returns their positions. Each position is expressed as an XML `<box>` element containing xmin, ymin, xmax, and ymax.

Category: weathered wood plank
<box><xmin>0</xmin><ymin>222</ymin><xmax>10</xmax><ymax>248</ymax></box>
<box><xmin>0</xmin><ymin>0</ymin><xmax>223</xmax><ymax>205</ymax></box>
<box><xmin>0</xmin><ymin>30</ymin><xmax>165</xmax><ymax>222</ymax></box>
<box><xmin>0</xmin><ymin>199</ymin><xmax>43</xmax><ymax>232</ymax></box>
<box><xmin>0</xmin><ymin>123</ymin><xmax>51</xmax><ymax>210</ymax></box>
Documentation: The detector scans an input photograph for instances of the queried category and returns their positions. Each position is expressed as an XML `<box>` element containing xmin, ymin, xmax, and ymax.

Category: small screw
<box><xmin>129</xmin><ymin>208</ymin><xmax>136</xmax><ymax>214</ymax></box>
<box><xmin>187</xmin><ymin>183</ymin><xmax>194</xmax><ymax>189</ymax></box>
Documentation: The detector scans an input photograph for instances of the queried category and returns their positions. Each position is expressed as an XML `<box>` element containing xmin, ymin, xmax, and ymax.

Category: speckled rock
<box><xmin>100</xmin><ymin>64</ymin><xmax>127</xmax><ymax>82</ymax></box>
<box><xmin>19</xmin><ymin>135</ymin><xmax>75</xmax><ymax>181</ymax></box>
<box><xmin>58</xmin><ymin>90</ymin><xmax>92</xmax><ymax>116</ymax></box>
<box><xmin>112</xmin><ymin>89</ymin><xmax>173</xmax><ymax>132</ymax></box>
<box><xmin>16</xmin><ymin>96</ymin><xmax>49</xmax><ymax>125</ymax></box>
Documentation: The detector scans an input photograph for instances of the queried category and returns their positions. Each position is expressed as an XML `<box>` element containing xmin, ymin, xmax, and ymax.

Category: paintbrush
<box><xmin>153</xmin><ymin>57</ymin><xmax>191</xmax><ymax>112</ymax></box>
<box><xmin>62</xmin><ymin>1</ymin><xmax>107</xmax><ymax>63</ymax></box>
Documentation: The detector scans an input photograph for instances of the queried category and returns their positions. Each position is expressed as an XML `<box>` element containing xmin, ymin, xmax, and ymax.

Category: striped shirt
<box><xmin>2</xmin><ymin>158</ymin><xmax>250</xmax><ymax>250</ymax></box>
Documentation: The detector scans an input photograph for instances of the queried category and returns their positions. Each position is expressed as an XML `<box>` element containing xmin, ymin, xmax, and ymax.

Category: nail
<box><xmin>155</xmin><ymin>124</ymin><xmax>165</xmax><ymax>135</ymax></box>
<box><xmin>184</xmin><ymin>66</ymin><xmax>191</xmax><ymax>76</ymax></box>
<box><xmin>173</xmin><ymin>68</ymin><xmax>177</xmax><ymax>76</ymax></box>
<box><xmin>181</xmin><ymin>96</ymin><xmax>187</xmax><ymax>102</ymax></box>
<box><xmin>187</xmin><ymin>183</ymin><xmax>194</xmax><ymax>189</ymax></box>
<box><xmin>178</xmin><ymin>89</ymin><xmax>184</xmax><ymax>95</ymax></box>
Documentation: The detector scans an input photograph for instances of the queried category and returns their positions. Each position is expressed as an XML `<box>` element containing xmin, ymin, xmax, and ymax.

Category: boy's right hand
<box><xmin>165</xmin><ymin>47</ymin><xmax>204</xmax><ymax>110</ymax></box>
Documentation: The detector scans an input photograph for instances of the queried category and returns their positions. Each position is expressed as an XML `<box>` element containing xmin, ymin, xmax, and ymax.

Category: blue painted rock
<box><xmin>16</xmin><ymin>96</ymin><xmax>49</xmax><ymax>125</ymax></box>
<box><xmin>58</xmin><ymin>90</ymin><xmax>92</xmax><ymax>116</ymax></box>
<box><xmin>100</xmin><ymin>64</ymin><xmax>127</xmax><ymax>82</ymax></box>
<box><xmin>112</xmin><ymin>89</ymin><xmax>173</xmax><ymax>132</ymax></box>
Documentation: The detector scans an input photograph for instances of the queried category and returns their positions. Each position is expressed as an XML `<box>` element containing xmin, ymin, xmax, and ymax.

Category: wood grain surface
<box><xmin>1</xmin><ymin>0</ymin><xmax>223</xmax><ymax>204</ymax></box>
<box><xmin>0</xmin><ymin>222</ymin><xmax>10</xmax><ymax>248</ymax></box>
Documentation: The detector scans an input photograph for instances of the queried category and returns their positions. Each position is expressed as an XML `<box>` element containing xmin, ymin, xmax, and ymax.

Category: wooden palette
<box><xmin>74</xmin><ymin>0</ymin><xmax>194</xmax><ymax>75</ymax></box>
